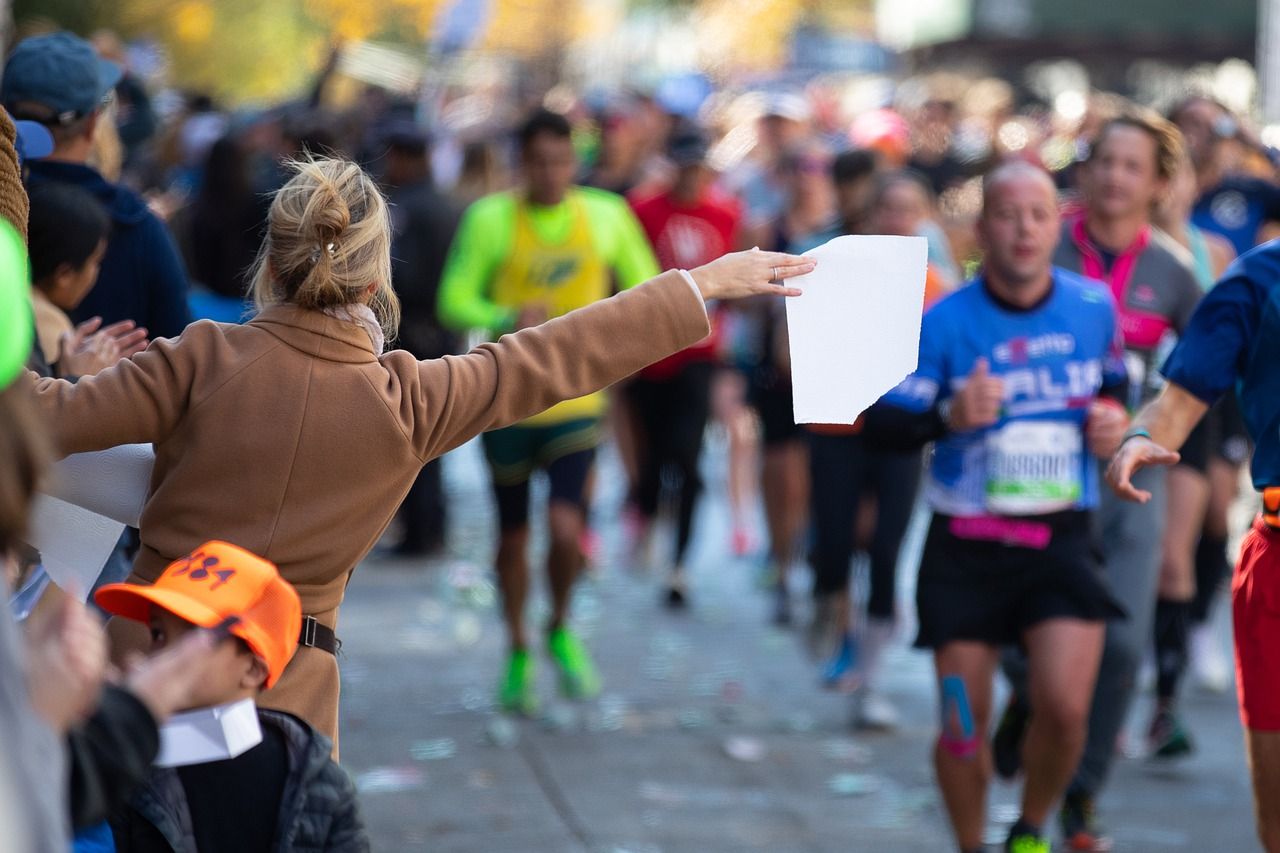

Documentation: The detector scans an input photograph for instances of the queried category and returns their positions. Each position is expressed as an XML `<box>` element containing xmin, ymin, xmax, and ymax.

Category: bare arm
<box><xmin>1105</xmin><ymin>383</ymin><xmax>1209</xmax><ymax>502</ymax></box>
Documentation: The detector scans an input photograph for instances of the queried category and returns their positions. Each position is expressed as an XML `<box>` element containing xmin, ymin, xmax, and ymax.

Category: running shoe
<box><xmin>1147</xmin><ymin>708</ymin><xmax>1195</xmax><ymax>759</ymax></box>
<box><xmin>852</xmin><ymin>685</ymin><xmax>899</xmax><ymax>731</ymax></box>
<box><xmin>821</xmin><ymin>633</ymin><xmax>858</xmax><ymax>690</ymax></box>
<box><xmin>579</xmin><ymin>528</ymin><xmax>601</xmax><ymax>567</ymax></box>
<box><xmin>1189</xmin><ymin>624</ymin><xmax>1231</xmax><ymax>693</ymax></box>
<box><xmin>731</xmin><ymin>524</ymin><xmax>757</xmax><ymax>558</ymax></box>
<box><xmin>772</xmin><ymin>581</ymin><xmax>792</xmax><ymax>626</ymax></box>
<box><xmin>807</xmin><ymin>595</ymin><xmax>841</xmax><ymax>661</ymax></box>
<box><xmin>499</xmin><ymin>649</ymin><xmax>539</xmax><ymax>716</ymax></box>
<box><xmin>548</xmin><ymin>627</ymin><xmax>601</xmax><ymax>700</ymax></box>
<box><xmin>992</xmin><ymin>694</ymin><xmax>1030</xmax><ymax>780</ymax></box>
<box><xmin>1005</xmin><ymin>833</ymin><xmax>1050</xmax><ymax>853</ymax></box>
<box><xmin>1059</xmin><ymin>792</ymin><xmax>1115</xmax><ymax>852</ymax></box>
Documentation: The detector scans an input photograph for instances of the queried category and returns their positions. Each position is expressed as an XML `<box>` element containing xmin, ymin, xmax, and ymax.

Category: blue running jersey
<box><xmin>1161</xmin><ymin>240</ymin><xmax>1280</xmax><ymax>489</ymax></box>
<box><xmin>882</xmin><ymin>270</ymin><xmax>1126</xmax><ymax>516</ymax></box>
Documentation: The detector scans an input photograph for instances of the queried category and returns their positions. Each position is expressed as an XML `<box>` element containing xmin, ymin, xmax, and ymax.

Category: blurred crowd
<box><xmin>7</xmin><ymin>23</ymin><xmax>1280</xmax><ymax>853</ymax></box>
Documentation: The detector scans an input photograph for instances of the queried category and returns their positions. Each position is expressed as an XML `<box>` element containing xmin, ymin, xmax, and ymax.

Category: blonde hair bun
<box><xmin>251</xmin><ymin>156</ymin><xmax>400</xmax><ymax>339</ymax></box>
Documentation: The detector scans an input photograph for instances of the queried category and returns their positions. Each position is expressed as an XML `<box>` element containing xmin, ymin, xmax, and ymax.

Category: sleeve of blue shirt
<box><xmin>1257</xmin><ymin>177</ymin><xmax>1280</xmax><ymax>223</ymax></box>
<box><xmin>861</xmin><ymin>301</ymin><xmax>953</xmax><ymax>450</ymax></box>
<box><xmin>1160</xmin><ymin>272</ymin><xmax>1262</xmax><ymax>404</ymax></box>
<box><xmin>142</xmin><ymin>214</ymin><xmax>192</xmax><ymax>340</ymax></box>
<box><xmin>880</xmin><ymin>302</ymin><xmax>951</xmax><ymax>412</ymax></box>
<box><xmin>1101</xmin><ymin>297</ymin><xmax>1128</xmax><ymax>394</ymax></box>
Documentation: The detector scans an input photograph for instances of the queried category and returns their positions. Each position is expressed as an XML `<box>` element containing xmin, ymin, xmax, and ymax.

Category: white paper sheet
<box><xmin>23</xmin><ymin>445</ymin><xmax>155</xmax><ymax>598</ymax></box>
<box><xmin>784</xmin><ymin>235</ymin><xmax>928</xmax><ymax>424</ymax></box>
<box><xmin>27</xmin><ymin>495</ymin><xmax>125</xmax><ymax>593</ymax></box>
<box><xmin>44</xmin><ymin>444</ymin><xmax>155</xmax><ymax>527</ymax></box>
<box><xmin>155</xmin><ymin>698</ymin><xmax>264</xmax><ymax>767</ymax></box>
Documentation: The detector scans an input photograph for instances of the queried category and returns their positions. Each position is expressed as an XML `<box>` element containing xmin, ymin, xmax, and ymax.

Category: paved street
<box><xmin>338</xmin><ymin>437</ymin><xmax>1256</xmax><ymax>852</ymax></box>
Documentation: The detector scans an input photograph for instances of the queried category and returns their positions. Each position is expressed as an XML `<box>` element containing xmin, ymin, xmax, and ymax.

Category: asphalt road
<box><xmin>337</xmin><ymin>438</ymin><xmax>1257</xmax><ymax>852</ymax></box>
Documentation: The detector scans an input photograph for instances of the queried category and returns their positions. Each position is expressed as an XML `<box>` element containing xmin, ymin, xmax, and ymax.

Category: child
<box><xmin>26</xmin><ymin>182</ymin><xmax>111</xmax><ymax>365</ymax></box>
<box><xmin>94</xmin><ymin>541</ymin><xmax>369</xmax><ymax>852</ymax></box>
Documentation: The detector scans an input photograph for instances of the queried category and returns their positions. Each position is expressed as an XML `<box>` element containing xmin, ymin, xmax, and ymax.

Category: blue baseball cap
<box><xmin>2</xmin><ymin>32</ymin><xmax>122</xmax><ymax>124</ymax></box>
<box><xmin>14</xmin><ymin>120</ymin><xmax>53</xmax><ymax>163</ymax></box>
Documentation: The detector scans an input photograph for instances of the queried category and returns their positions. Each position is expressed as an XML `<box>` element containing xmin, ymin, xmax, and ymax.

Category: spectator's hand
<box><xmin>688</xmin><ymin>248</ymin><xmax>813</xmax><ymax>302</ymax></box>
<box><xmin>514</xmin><ymin>305</ymin><xmax>548</xmax><ymax>331</ymax></box>
<box><xmin>947</xmin><ymin>358</ymin><xmax>1004</xmax><ymax>432</ymax></box>
<box><xmin>120</xmin><ymin>629</ymin><xmax>223</xmax><ymax>722</ymax></box>
<box><xmin>58</xmin><ymin>318</ymin><xmax>149</xmax><ymax>377</ymax></box>
<box><xmin>1106</xmin><ymin>435</ymin><xmax>1180</xmax><ymax>503</ymax></box>
<box><xmin>24</xmin><ymin>590</ymin><xmax>107</xmax><ymax>732</ymax></box>
<box><xmin>1086</xmin><ymin>399</ymin><xmax>1129</xmax><ymax>459</ymax></box>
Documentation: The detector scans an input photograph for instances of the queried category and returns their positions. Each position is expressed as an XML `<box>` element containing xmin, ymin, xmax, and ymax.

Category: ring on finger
<box><xmin>771</xmin><ymin>266</ymin><xmax>779</xmax><ymax>282</ymax></box>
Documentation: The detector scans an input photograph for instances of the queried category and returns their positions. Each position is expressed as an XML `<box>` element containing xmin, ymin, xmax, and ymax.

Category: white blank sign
<box><xmin>784</xmin><ymin>235</ymin><xmax>928</xmax><ymax>424</ymax></box>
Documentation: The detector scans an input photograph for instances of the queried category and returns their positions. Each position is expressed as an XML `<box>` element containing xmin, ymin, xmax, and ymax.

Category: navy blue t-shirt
<box><xmin>1192</xmin><ymin>176</ymin><xmax>1280</xmax><ymax>257</ymax></box>
<box><xmin>1162</xmin><ymin>240</ymin><xmax>1280</xmax><ymax>488</ymax></box>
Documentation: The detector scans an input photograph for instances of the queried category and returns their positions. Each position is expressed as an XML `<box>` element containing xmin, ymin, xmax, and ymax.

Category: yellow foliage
<box><xmin>173</xmin><ymin>0</ymin><xmax>215</xmax><ymax>44</ymax></box>
<box><xmin>692</xmin><ymin>0</ymin><xmax>806</xmax><ymax>72</ymax></box>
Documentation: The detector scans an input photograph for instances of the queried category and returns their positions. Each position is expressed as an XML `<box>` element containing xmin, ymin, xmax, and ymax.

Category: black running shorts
<box><xmin>915</xmin><ymin>510</ymin><xmax>1126</xmax><ymax>649</ymax></box>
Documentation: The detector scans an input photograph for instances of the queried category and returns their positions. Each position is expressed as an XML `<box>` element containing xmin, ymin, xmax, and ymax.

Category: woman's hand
<box><xmin>688</xmin><ymin>248</ymin><xmax>814</xmax><ymax>302</ymax></box>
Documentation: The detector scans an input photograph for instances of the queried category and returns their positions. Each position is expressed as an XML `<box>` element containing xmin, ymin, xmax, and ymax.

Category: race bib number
<box><xmin>985</xmin><ymin>420</ymin><xmax>1083</xmax><ymax>515</ymax></box>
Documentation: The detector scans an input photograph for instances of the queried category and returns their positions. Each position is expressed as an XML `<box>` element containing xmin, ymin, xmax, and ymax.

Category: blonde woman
<box><xmin>26</xmin><ymin>156</ymin><xmax>814</xmax><ymax>752</ymax></box>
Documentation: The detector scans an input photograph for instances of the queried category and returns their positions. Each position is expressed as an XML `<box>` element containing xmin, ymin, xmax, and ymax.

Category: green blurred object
<box><xmin>0</xmin><ymin>219</ymin><xmax>32</xmax><ymax>390</ymax></box>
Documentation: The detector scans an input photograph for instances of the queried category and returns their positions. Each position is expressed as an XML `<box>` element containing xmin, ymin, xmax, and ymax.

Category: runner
<box><xmin>864</xmin><ymin>161</ymin><xmax>1129</xmax><ymax>853</ymax></box>
<box><xmin>1145</xmin><ymin>148</ymin><xmax>1239</xmax><ymax>756</ymax></box>
<box><xmin>1106</xmin><ymin>237</ymin><xmax>1280</xmax><ymax>853</ymax></box>
<box><xmin>995</xmin><ymin>113</ymin><xmax>1202</xmax><ymax>850</ymax></box>
<box><xmin>750</xmin><ymin>138</ymin><xmax>839</xmax><ymax>624</ymax></box>
<box><xmin>627</xmin><ymin>123</ymin><xmax>741</xmax><ymax>606</ymax></box>
<box><xmin>806</xmin><ymin>170</ymin><xmax>947</xmax><ymax>731</ymax></box>
<box><xmin>438</xmin><ymin>108</ymin><xmax>661</xmax><ymax>714</ymax></box>
<box><xmin>1169</xmin><ymin>96</ymin><xmax>1280</xmax><ymax>257</ymax></box>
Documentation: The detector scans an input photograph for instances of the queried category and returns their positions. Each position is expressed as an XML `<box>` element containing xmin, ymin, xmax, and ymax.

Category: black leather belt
<box><xmin>299</xmin><ymin>615</ymin><xmax>340</xmax><ymax>655</ymax></box>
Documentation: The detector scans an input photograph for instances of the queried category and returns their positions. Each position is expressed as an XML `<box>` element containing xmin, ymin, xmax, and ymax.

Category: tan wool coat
<box><xmin>28</xmin><ymin>273</ymin><xmax>709</xmax><ymax>749</ymax></box>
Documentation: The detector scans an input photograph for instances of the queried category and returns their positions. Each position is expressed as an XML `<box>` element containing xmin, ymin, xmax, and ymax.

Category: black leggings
<box><xmin>626</xmin><ymin>361</ymin><xmax>715</xmax><ymax>563</ymax></box>
<box><xmin>808</xmin><ymin>431</ymin><xmax>922</xmax><ymax>619</ymax></box>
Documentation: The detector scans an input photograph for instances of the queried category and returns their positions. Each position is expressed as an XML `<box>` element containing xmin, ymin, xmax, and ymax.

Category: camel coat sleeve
<box><xmin>25</xmin><ymin>326</ymin><xmax>199</xmax><ymax>456</ymax></box>
<box><xmin>409</xmin><ymin>270</ymin><xmax>708</xmax><ymax>460</ymax></box>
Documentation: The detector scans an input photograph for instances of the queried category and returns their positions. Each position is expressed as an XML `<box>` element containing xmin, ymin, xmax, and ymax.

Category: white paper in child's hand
<box><xmin>784</xmin><ymin>235</ymin><xmax>928</xmax><ymax>424</ymax></box>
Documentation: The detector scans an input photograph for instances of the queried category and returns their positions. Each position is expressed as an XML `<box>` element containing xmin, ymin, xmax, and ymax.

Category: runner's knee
<box><xmin>938</xmin><ymin>675</ymin><xmax>986</xmax><ymax>759</ymax></box>
<box><xmin>1031</xmin><ymin>689</ymin><xmax>1090</xmax><ymax>737</ymax></box>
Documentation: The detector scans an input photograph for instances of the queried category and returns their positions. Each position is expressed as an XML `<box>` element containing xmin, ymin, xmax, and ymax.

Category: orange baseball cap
<box><xmin>95</xmin><ymin>541</ymin><xmax>302</xmax><ymax>688</ymax></box>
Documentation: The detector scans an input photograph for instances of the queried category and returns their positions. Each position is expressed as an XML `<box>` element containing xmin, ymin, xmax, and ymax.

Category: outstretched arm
<box><xmin>413</xmin><ymin>251</ymin><xmax>812</xmax><ymax>461</ymax></box>
<box><xmin>24</xmin><ymin>325</ymin><xmax>201</xmax><ymax>457</ymax></box>
<box><xmin>1105</xmin><ymin>383</ymin><xmax>1208</xmax><ymax>502</ymax></box>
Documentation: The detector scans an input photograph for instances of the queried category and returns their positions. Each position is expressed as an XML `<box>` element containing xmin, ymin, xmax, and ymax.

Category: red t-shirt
<box><xmin>630</xmin><ymin>188</ymin><xmax>741</xmax><ymax>379</ymax></box>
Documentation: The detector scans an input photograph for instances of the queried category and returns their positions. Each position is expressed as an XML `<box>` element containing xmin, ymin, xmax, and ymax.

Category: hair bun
<box><xmin>299</xmin><ymin>166</ymin><xmax>352</xmax><ymax>246</ymax></box>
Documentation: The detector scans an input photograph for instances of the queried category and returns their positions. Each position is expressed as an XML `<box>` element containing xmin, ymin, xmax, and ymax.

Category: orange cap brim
<box><xmin>93</xmin><ymin>583</ymin><xmax>281</xmax><ymax>685</ymax></box>
<box><xmin>95</xmin><ymin>582</ymin><xmax>225</xmax><ymax>629</ymax></box>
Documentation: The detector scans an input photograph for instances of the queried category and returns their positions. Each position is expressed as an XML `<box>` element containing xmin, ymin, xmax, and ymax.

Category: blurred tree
<box><xmin>14</xmin><ymin>0</ymin><xmax>328</xmax><ymax>103</ymax></box>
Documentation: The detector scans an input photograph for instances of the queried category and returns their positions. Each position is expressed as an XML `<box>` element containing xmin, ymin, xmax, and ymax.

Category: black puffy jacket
<box><xmin>109</xmin><ymin>709</ymin><xmax>368</xmax><ymax>853</ymax></box>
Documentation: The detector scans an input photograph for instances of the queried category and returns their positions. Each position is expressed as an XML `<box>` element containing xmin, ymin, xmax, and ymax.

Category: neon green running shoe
<box><xmin>1006</xmin><ymin>833</ymin><xmax>1051</xmax><ymax>853</ymax></box>
<box><xmin>548</xmin><ymin>627</ymin><xmax>601</xmax><ymax>699</ymax></box>
<box><xmin>499</xmin><ymin>649</ymin><xmax>539</xmax><ymax>716</ymax></box>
